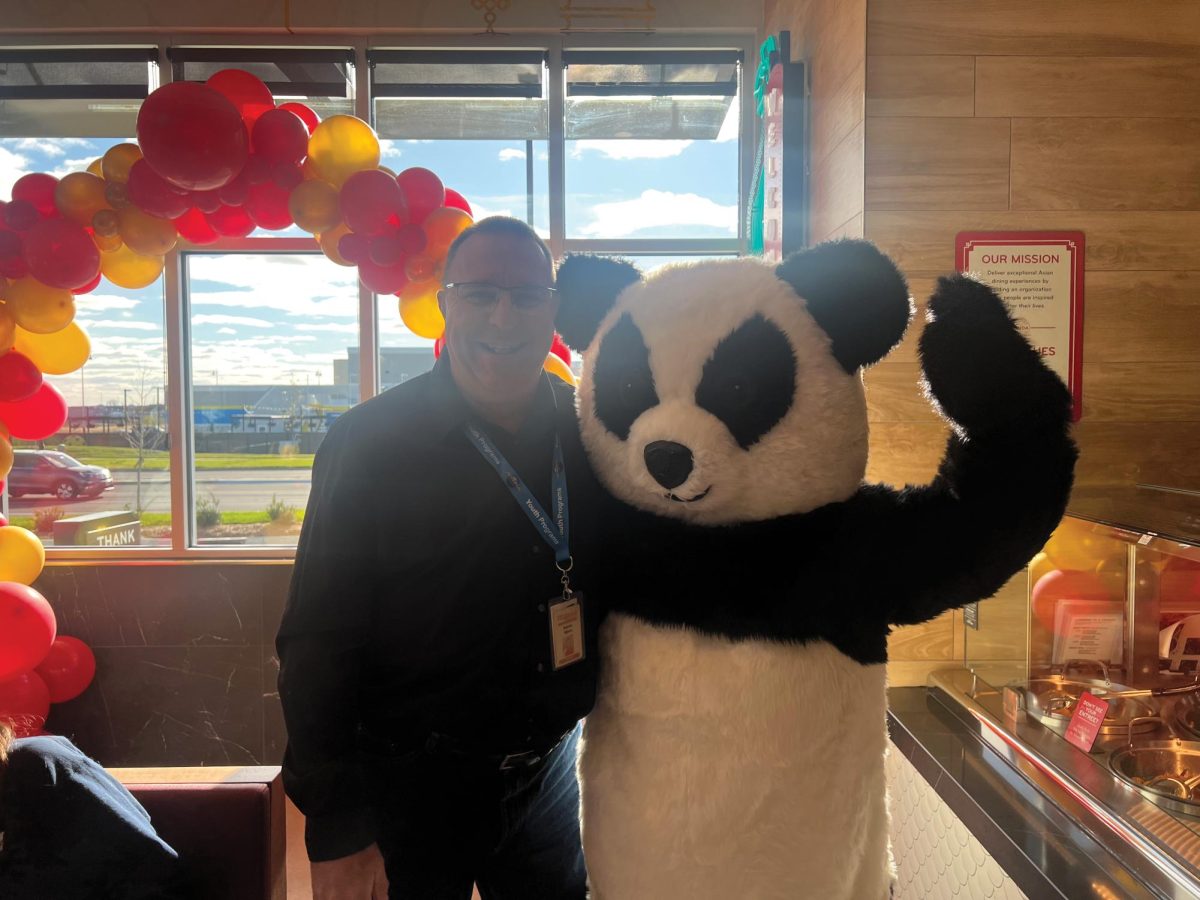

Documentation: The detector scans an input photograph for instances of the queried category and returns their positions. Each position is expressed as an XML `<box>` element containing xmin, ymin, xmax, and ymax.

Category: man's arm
<box><xmin>276</xmin><ymin>414</ymin><xmax>377</xmax><ymax>862</ymax></box>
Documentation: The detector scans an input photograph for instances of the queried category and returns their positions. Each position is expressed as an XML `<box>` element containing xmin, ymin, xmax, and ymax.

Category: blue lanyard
<box><xmin>463</xmin><ymin>423</ymin><xmax>571</xmax><ymax>568</ymax></box>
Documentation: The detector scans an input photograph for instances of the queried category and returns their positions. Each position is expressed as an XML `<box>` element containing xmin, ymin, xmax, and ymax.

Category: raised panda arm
<box><xmin>853</xmin><ymin>274</ymin><xmax>1077</xmax><ymax>627</ymax></box>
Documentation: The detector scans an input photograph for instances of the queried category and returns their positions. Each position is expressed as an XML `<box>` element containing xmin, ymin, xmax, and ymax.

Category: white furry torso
<box><xmin>579</xmin><ymin>613</ymin><xmax>894</xmax><ymax>900</ymax></box>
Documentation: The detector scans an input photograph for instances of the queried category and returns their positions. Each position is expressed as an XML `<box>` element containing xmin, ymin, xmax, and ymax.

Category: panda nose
<box><xmin>644</xmin><ymin>441</ymin><xmax>694</xmax><ymax>490</ymax></box>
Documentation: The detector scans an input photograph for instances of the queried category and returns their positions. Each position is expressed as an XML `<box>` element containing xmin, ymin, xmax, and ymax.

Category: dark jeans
<box><xmin>371</xmin><ymin>724</ymin><xmax>587</xmax><ymax>900</ymax></box>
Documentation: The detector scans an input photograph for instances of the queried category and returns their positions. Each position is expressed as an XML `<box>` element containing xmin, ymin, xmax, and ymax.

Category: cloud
<box><xmin>295</xmin><ymin>322</ymin><xmax>358</xmax><ymax>334</ymax></box>
<box><xmin>379</xmin><ymin>140</ymin><xmax>404</xmax><ymax>159</ymax></box>
<box><xmin>577</xmin><ymin>189</ymin><xmax>737</xmax><ymax>238</ymax></box>
<box><xmin>82</xmin><ymin>320</ymin><xmax>161</xmax><ymax>331</ymax></box>
<box><xmin>193</xmin><ymin>314</ymin><xmax>274</xmax><ymax>328</ymax></box>
<box><xmin>0</xmin><ymin>145</ymin><xmax>32</xmax><ymax>197</ymax></box>
<box><xmin>189</xmin><ymin>255</ymin><xmax>359</xmax><ymax>318</ymax></box>
<box><xmin>571</xmin><ymin>139</ymin><xmax>694</xmax><ymax>160</ymax></box>
<box><xmin>217</xmin><ymin>327</ymin><xmax>237</xmax><ymax>335</ymax></box>
<box><xmin>498</xmin><ymin>148</ymin><xmax>527</xmax><ymax>162</ymax></box>
<box><xmin>77</xmin><ymin>294</ymin><xmax>142</xmax><ymax>314</ymax></box>
<box><xmin>49</xmin><ymin>157</ymin><xmax>97</xmax><ymax>179</ymax></box>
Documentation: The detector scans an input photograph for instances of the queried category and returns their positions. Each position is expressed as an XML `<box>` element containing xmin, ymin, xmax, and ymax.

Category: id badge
<box><xmin>549</xmin><ymin>593</ymin><xmax>585</xmax><ymax>670</ymax></box>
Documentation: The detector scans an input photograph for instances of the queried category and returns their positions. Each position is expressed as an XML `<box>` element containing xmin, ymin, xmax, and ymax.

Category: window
<box><xmin>1</xmin><ymin>36</ymin><xmax>753</xmax><ymax>558</ymax></box>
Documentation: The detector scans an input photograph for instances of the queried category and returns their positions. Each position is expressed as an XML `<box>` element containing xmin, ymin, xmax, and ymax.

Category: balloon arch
<box><xmin>0</xmin><ymin>69</ymin><xmax>574</xmax><ymax>735</ymax></box>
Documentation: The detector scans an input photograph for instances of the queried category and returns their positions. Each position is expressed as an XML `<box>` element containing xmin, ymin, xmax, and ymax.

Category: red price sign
<box><xmin>1064</xmin><ymin>691</ymin><xmax>1110</xmax><ymax>752</ymax></box>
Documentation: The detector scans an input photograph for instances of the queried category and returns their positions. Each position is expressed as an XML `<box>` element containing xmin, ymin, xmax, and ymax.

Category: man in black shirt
<box><xmin>277</xmin><ymin>217</ymin><xmax>599</xmax><ymax>900</ymax></box>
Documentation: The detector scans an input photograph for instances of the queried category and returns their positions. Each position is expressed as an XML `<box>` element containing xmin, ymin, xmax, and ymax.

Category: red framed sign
<box><xmin>955</xmin><ymin>231</ymin><xmax>1085</xmax><ymax>421</ymax></box>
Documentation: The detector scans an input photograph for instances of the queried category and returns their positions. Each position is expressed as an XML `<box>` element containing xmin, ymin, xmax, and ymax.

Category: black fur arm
<box><xmin>857</xmin><ymin>274</ymin><xmax>1077</xmax><ymax>627</ymax></box>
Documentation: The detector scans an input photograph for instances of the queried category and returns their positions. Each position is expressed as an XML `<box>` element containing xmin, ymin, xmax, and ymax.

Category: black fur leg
<box><xmin>919</xmin><ymin>274</ymin><xmax>1072</xmax><ymax>434</ymax></box>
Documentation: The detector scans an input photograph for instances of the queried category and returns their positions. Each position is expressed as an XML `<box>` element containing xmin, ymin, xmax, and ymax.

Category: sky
<box><xmin>0</xmin><ymin>100</ymin><xmax>739</xmax><ymax>407</ymax></box>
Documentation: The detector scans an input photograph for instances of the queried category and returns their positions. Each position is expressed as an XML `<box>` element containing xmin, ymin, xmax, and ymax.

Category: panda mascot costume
<box><xmin>553</xmin><ymin>240</ymin><xmax>1077</xmax><ymax>900</ymax></box>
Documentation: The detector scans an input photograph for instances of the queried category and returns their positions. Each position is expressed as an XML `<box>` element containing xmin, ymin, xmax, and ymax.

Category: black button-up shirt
<box><xmin>276</xmin><ymin>356</ymin><xmax>604</xmax><ymax>861</ymax></box>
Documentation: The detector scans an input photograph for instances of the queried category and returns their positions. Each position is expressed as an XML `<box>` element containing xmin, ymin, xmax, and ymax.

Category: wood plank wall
<box><xmin>765</xmin><ymin>0</ymin><xmax>1200</xmax><ymax>685</ymax></box>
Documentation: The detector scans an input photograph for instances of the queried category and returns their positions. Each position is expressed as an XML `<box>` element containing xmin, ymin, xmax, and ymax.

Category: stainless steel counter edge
<box><xmin>889</xmin><ymin>677</ymin><xmax>1200</xmax><ymax>899</ymax></box>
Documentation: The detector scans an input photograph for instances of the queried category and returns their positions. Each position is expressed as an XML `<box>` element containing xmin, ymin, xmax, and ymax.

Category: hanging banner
<box><xmin>955</xmin><ymin>231</ymin><xmax>1084</xmax><ymax>420</ymax></box>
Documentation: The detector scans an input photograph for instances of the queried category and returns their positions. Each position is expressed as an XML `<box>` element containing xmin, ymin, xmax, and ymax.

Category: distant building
<box><xmin>333</xmin><ymin>346</ymin><xmax>436</xmax><ymax>392</ymax></box>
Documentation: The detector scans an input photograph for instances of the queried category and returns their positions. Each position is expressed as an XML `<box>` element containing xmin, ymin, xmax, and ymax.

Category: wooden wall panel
<box><xmin>888</xmin><ymin>610</ymin><xmax>956</xmax><ymax>660</ymax></box>
<box><xmin>868</xmin><ymin>0</ymin><xmax>1200</xmax><ymax>57</ymax></box>
<box><xmin>864</xmin><ymin>363</ymin><xmax>941</xmax><ymax>424</ymax></box>
<box><xmin>887</xmin><ymin>660</ymin><xmax>961</xmax><ymax>687</ymax></box>
<box><xmin>865</xmin><ymin>117</ymin><xmax>1010</xmax><ymax>210</ymax></box>
<box><xmin>810</xmin><ymin>121</ymin><xmax>864</xmax><ymax>241</ymax></box>
<box><xmin>820</xmin><ymin>213</ymin><xmax>864</xmax><ymax>241</ymax></box>
<box><xmin>1011</xmin><ymin>118</ymin><xmax>1200</xmax><ymax>211</ymax></box>
<box><xmin>866</xmin><ymin>56</ymin><xmax>975</xmax><ymax>118</ymax></box>
<box><xmin>811</xmin><ymin>58</ymin><xmax>864</xmax><ymax>167</ymax></box>
<box><xmin>976</xmin><ymin>57</ymin><xmax>1200</xmax><ymax>118</ymax></box>
<box><xmin>865</xmin><ymin>211</ymin><xmax>1200</xmax><ymax>272</ymax></box>
<box><xmin>1085</xmin><ymin>271</ymin><xmax>1200</xmax><ymax>363</ymax></box>
<box><xmin>1080</xmin><ymin>364</ymin><xmax>1200</xmax><ymax>422</ymax></box>
<box><xmin>865</xmin><ymin>422</ymin><xmax>949</xmax><ymax>486</ymax></box>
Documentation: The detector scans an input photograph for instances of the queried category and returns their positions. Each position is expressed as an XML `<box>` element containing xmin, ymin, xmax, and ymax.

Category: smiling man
<box><xmin>277</xmin><ymin>217</ymin><xmax>601</xmax><ymax>900</ymax></box>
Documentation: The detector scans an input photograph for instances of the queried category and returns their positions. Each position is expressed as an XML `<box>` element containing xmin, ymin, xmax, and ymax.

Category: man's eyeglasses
<box><xmin>444</xmin><ymin>282</ymin><xmax>558</xmax><ymax>311</ymax></box>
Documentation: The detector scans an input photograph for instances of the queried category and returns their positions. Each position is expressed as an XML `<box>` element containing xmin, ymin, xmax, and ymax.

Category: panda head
<box><xmin>556</xmin><ymin>240</ymin><xmax>912</xmax><ymax>525</ymax></box>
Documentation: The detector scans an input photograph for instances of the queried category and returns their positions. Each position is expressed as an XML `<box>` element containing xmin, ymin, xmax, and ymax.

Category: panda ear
<box><xmin>555</xmin><ymin>254</ymin><xmax>643</xmax><ymax>352</ymax></box>
<box><xmin>775</xmin><ymin>239</ymin><xmax>913</xmax><ymax>372</ymax></box>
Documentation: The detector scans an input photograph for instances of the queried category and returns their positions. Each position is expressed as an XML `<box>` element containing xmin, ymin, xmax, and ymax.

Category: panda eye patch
<box><xmin>593</xmin><ymin>313</ymin><xmax>659</xmax><ymax>439</ymax></box>
<box><xmin>696</xmin><ymin>314</ymin><xmax>796</xmax><ymax>449</ymax></box>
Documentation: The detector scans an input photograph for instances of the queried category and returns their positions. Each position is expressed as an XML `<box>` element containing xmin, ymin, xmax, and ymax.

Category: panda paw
<box><xmin>918</xmin><ymin>274</ymin><xmax>1072</xmax><ymax>434</ymax></box>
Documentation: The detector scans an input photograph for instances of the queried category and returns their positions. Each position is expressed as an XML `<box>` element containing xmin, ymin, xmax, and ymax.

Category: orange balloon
<box><xmin>405</xmin><ymin>254</ymin><xmax>438</xmax><ymax>283</ymax></box>
<box><xmin>399</xmin><ymin>293</ymin><xmax>445</xmax><ymax>339</ymax></box>
<box><xmin>14</xmin><ymin>322</ymin><xmax>91</xmax><ymax>376</ymax></box>
<box><xmin>306</xmin><ymin>116</ymin><xmax>381</xmax><ymax>188</ymax></box>
<box><xmin>4</xmin><ymin>277</ymin><xmax>76</xmax><ymax>334</ymax></box>
<box><xmin>86</xmin><ymin>158</ymin><xmax>104</xmax><ymax>177</ymax></box>
<box><xmin>55</xmin><ymin>172</ymin><xmax>110</xmax><ymax>226</ymax></box>
<box><xmin>117</xmin><ymin>206</ymin><xmax>178</xmax><ymax>256</ymax></box>
<box><xmin>543</xmin><ymin>352</ymin><xmax>576</xmax><ymax>386</ymax></box>
<box><xmin>289</xmin><ymin>179</ymin><xmax>341</xmax><ymax>234</ymax></box>
<box><xmin>100</xmin><ymin>244</ymin><xmax>164</xmax><ymax>289</ymax></box>
<box><xmin>92</xmin><ymin>231</ymin><xmax>123</xmax><ymax>253</ymax></box>
<box><xmin>101</xmin><ymin>142</ymin><xmax>142</xmax><ymax>183</ymax></box>
<box><xmin>0</xmin><ymin>433</ymin><xmax>11</xmax><ymax>480</ymax></box>
<box><xmin>1044</xmin><ymin>518</ymin><xmax>1113</xmax><ymax>572</ymax></box>
<box><xmin>423</xmin><ymin>207</ymin><xmax>473</xmax><ymax>256</ymax></box>
<box><xmin>317</xmin><ymin>222</ymin><xmax>354</xmax><ymax>266</ymax></box>
<box><xmin>0</xmin><ymin>305</ymin><xmax>15</xmax><ymax>354</ymax></box>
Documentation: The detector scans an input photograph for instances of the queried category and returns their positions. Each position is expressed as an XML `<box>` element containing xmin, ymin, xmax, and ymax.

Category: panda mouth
<box><xmin>666</xmin><ymin>486</ymin><xmax>711</xmax><ymax>503</ymax></box>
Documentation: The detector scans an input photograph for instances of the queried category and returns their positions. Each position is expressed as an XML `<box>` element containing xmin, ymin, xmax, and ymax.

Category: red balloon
<box><xmin>396</xmin><ymin>168</ymin><xmax>445</xmax><ymax>224</ymax></box>
<box><xmin>550</xmin><ymin>334</ymin><xmax>571</xmax><ymax>366</ymax></box>
<box><xmin>174</xmin><ymin>207</ymin><xmax>220</xmax><ymax>245</ymax></box>
<box><xmin>0</xmin><ymin>380</ymin><xmax>68</xmax><ymax>440</ymax></box>
<box><xmin>0</xmin><ymin>583</ymin><xmax>57</xmax><ymax>681</ymax></box>
<box><xmin>341</xmin><ymin>170</ymin><xmax>407</xmax><ymax>236</ymax></box>
<box><xmin>0</xmin><ymin>255</ymin><xmax>28</xmax><ymax>279</ymax></box>
<box><xmin>357</xmin><ymin>258</ymin><xmax>409</xmax><ymax>295</ymax></box>
<box><xmin>73</xmin><ymin>270</ymin><xmax>103</xmax><ymax>295</ymax></box>
<box><xmin>271</xmin><ymin>162</ymin><xmax>304</xmax><ymax>192</ymax></box>
<box><xmin>0</xmin><ymin>514</ymin><xmax>7</xmax><ymax>527</ymax></box>
<box><xmin>206</xmin><ymin>204</ymin><xmax>255</xmax><ymax>238</ymax></box>
<box><xmin>35</xmin><ymin>636</ymin><xmax>96</xmax><ymax>703</ymax></box>
<box><xmin>1031</xmin><ymin>569</ymin><xmax>1118</xmax><ymax>632</ymax></box>
<box><xmin>433</xmin><ymin>336</ymin><xmax>445</xmax><ymax>359</ymax></box>
<box><xmin>12</xmin><ymin>173</ymin><xmax>59</xmax><ymax>217</ymax></box>
<box><xmin>127</xmin><ymin>159</ymin><xmax>192</xmax><ymax>219</ymax></box>
<box><xmin>21</xmin><ymin>217</ymin><xmax>100</xmax><ymax>290</ymax></box>
<box><xmin>137</xmin><ymin>81</ymin><xmax>249</xmax><ymax>191</ymax></box>
<box><xmin>395</xmin><ymin>223</ymin><xmax>428</xmax><ymax>256</ymax></box>
<box><xmin>0</xmin><ymin>230</ymin><xmax>22</xmax><ymax>263</ymax></box>
<box><xmin>192</xmin><ymin>189</ymin><xmax>224</xmax><ymax>214</ymax></box>
<box><xmin>337</xmin><ymin>232</ymin><xmax>370</xmax><ymax>264</ymax></box>
<box><xmin>252</xmin><ymin>108</ymin><xmax>309</xmax><ymax>165</ymax></box>
<box><xmin>444</xmin><ymin>188</ymin><xmax>473</xmax><ymax>217</ymax></box>
<box><xmin>217</xmin><ymin>169</ymin><xmax>250</xmax><ymax>207</ymax></box>
<box><xmin>0</xmin><ymin>351</ymin><xmax>43</xmax><ymax>403</ymax></box>
<box><xmin>244</xmin><ymin>181</ymin><xmax>293</xmax><ymax>231</ymax></box>
<box><xmin>242</xmin><ymin>155</ymin><xmax>271</xmax><ymax>185</ymax></box>
<box><xmin>0</xmin><ymin>670</ymin><xmax>51</xmax><ymax>737</ymax></box>
<box><xmin>279</xmin><ymin>101</ymin><xmax>320</xmax><ymax>134</ymax></box>
<box><xmin>3</xmin><ymin>199</ymin><xmax>41</xmax><ymax>233</ymax></box>
<box><xmin>0</xmin><ymin>200</ymin><xmax>8</xmax><ymax>231</ymax></box>
<box><xmin>368</xmin><ymin>232</ymin><xmax>407</xmax><ymax>267</ymax></box>
<box><xmin>207</xmin><ymin>69</ymin><xmax>276</xmax><ymax>133</ymax></box>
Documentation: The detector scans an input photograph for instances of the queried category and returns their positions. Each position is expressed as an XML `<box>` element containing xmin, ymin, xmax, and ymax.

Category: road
<box><xmin>9</xmin><ymin>470</ymin><xmax>313</xmax><ymax>516</ymax></box>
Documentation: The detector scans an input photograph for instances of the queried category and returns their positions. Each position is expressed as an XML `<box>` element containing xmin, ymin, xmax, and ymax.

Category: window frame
<box><xmin>0</xmin><ymin>32</ymin><xmax>756</xmax><ymax>561</ymax></box>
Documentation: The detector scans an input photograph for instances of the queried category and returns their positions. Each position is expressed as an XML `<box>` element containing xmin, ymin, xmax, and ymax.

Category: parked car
<box><xmin>7</xmin><ymin>450</ymin><xmax>115</xmax><ymax>500</ymax></box>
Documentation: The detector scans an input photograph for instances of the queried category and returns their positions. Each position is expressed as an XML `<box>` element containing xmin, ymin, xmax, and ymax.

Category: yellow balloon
<box><xmin>423</xmin><ymin>207</ymin><xmax>473</xmax><ymax>256</ymax></box>
<box><xmin>101</xmin><ymin>142</ymin><xmax>142</xmax><ymax>183</ymax></box>
<box><xmin>13</xmin><ymin>322</ymin><xmax>91</xmax><ymax>375</ymax></box>
<box><xmin>0</xmin><ymin>525</ymin><xmax>46</xmax><ymax>585</ymax></box>
<box><xmin>0</xmin><ymin>433</ymin><xmax>12</xmax><ymax>479</ymax></box>
<box><xmin>1044</xmin><ymin>518</ymin><xmax>1111</xmax><ymax>572</ymax></box>
<box><xmin>317</xmin><ymin>222</ymin><xmax>354</xmax><ymax>267</ymax></box>
<box><xmin>5</xmin><ymin>277</ymin><xmax>75</xmax><ymax>334</ymax></box>
<box><xmin>0</xmin><ymin>305</ymin><xmax>14</xmax><ymax>354</ymax></box>
<box><xmin>289</xmin><ymin>180</ymin><xmax>341</xmax><ymax>234</ymax></box>
<box><xmin>117</xmin><ymin>206</ymin><xmax>177</xmax><ymax>256</ymax></box>
<box><xmin>92</xmin><ymin>231</ymin><xmax>123</xmax><ymax>253</ymax></box>
<box><xmin>55</xmin><ymin>172</ymin><xmax>110</xmax><ymax>226</ymax></box>
<box><xmin>307</xmin><ymin>115</ymin><xmax>381</xmax><ymax>187</ymax></box>
<box><xmin>399</xmin><ymin>292</ymin><xmax>445</xmax><ymax>339</ymax></box>
<box><xmin>1028</xmin><ymin>551</ymin><xmax>1054</xmax><ymax>585</ymax></box>
<box><xmin>87</xmin><ymin>157</ymin><xmax>104</xmax><ymax>177</ymax></box>
<box><xmin>543</xmin><ymin>352</ymin><xmax>576</xmax><ymax>386</ymax></box>
<box><xmin>100</xmin><ymin>244</ymin><xmax>164</xmax><ymax>289</ymax></box>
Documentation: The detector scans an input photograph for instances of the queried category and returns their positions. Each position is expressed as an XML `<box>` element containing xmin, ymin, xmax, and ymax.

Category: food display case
<box><xmin>931</xmin><ymin>486</ymin><xmax>1200</xmax><ymax>896</ymax></box>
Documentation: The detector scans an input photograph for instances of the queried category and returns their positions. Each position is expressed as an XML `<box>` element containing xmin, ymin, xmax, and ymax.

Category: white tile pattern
<box><xmin>886</xmin><ymin>748</ymin><xmax>1030</xmax><ymax>900</ymax></box>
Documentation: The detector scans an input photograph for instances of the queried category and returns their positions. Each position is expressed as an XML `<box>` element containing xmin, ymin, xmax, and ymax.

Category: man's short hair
<box><xmin>442</xmin><ymin>216</ymin><xmax>553</xmax><ymax>283</ymax></box>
